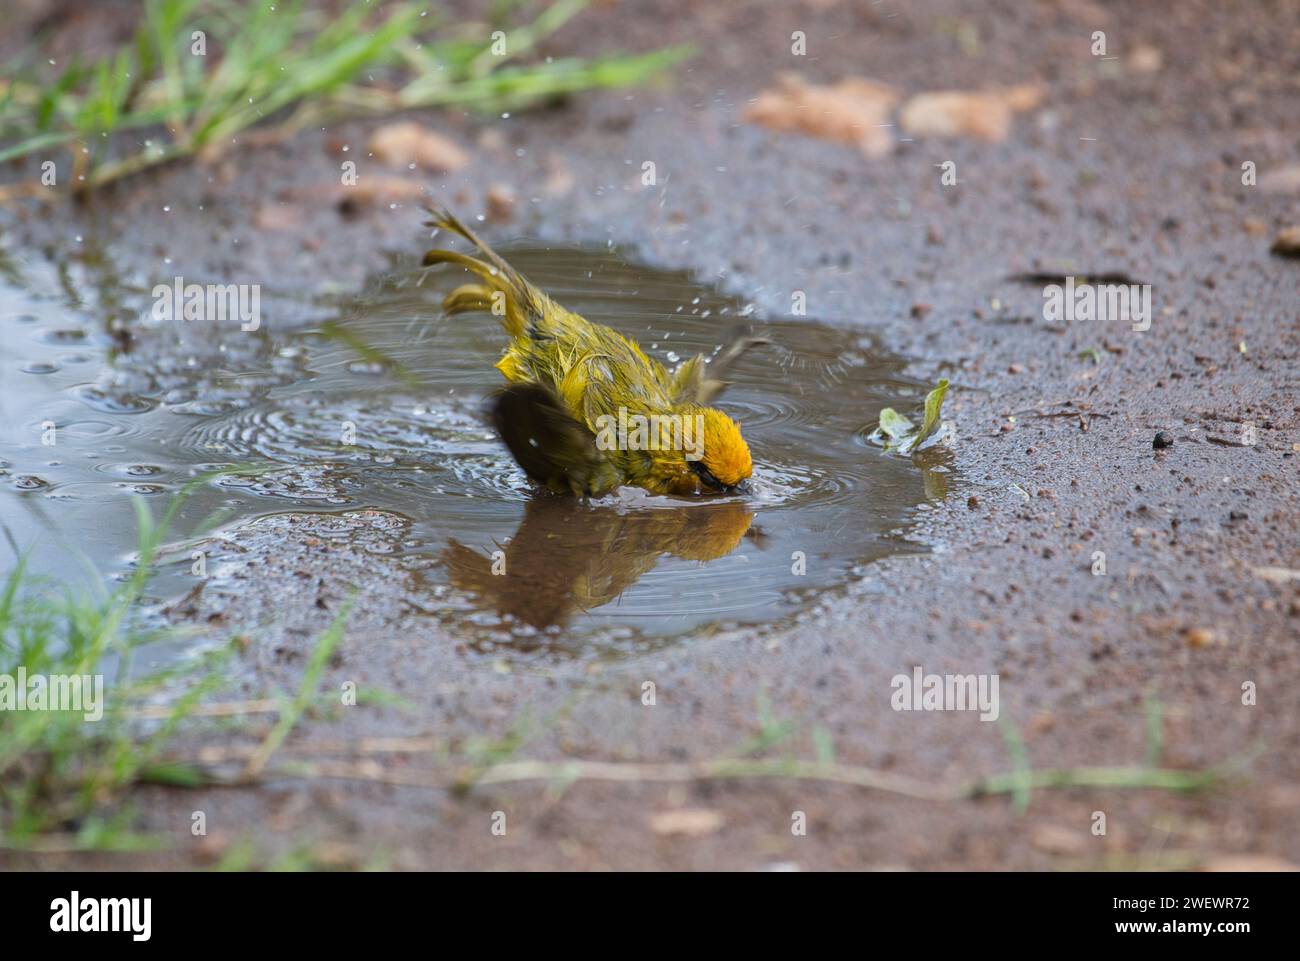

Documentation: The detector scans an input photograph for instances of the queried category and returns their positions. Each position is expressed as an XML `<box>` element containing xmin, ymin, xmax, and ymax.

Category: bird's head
<box><xmin>688</xmin><ymin>407</ymin><xmax>753</xmax><ymax>494</ymax></box>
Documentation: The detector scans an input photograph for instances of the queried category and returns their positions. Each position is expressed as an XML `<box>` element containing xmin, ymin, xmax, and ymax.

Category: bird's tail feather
<box><xmin>422</xmin><ymin>206</ymin><xmax>543</xmax><ymax>338</ymax></box>
<box><xmin>442</xmin><ymin>283</ymin><xmax>495</xmax><ymax>315</ymax></box>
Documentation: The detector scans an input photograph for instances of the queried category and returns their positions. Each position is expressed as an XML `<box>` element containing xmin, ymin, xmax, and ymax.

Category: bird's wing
<box><xmin>670</xmin><ymin>329</ymin><xmax>770</xmax><ymax>405</ymax></box>
<box><xmin>489</xmin><ymin>383</ymin><xmax>623</xmax><ymax>497</ymax></box>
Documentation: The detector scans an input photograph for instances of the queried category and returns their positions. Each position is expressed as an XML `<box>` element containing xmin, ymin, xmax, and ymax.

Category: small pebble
<box><xmin>1153</xmin><ymin>431</ymin><xmax>1174</xmax><ymax>449</ymax></box>
<box><xmin>486</xmin><ymin>185</ymin><xmax>517</xmax><ymax>222</ymax></box>
<box><xmin>1271</xmin><ymin>227</ymin><xmax>1300</xmax><ymax>258</ymax></box>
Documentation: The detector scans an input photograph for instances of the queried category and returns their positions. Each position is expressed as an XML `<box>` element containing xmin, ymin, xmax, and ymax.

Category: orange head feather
<box><xmin>697</xmin><ymin>408</ymin><xmax>752</xmax><ymax>491</ymax></box>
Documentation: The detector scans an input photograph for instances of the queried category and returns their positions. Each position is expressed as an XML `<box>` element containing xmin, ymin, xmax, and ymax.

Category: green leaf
<box><xmin>877</xmin><ymin>407</ymin><xmax>914</xmax><ymax>441</ymax></box>
<box><xmin>911</xmin><ymin>377</ymin><xmax>950</xmax><ymax>451</ymax></box>
<box><xmin>871</xmin><ymin>378</ymin><xmax>951</xmax><ymax>455</ymax></box>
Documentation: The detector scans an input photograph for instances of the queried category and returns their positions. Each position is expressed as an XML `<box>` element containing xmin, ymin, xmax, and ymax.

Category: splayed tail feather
<box><xmin>422</xmin><ymin>206</ymin><xmax>548</xmax><ymax>338</ymax></box>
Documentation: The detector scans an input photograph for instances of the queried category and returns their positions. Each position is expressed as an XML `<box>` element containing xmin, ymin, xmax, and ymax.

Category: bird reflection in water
<box><xmin>441</xmin><ymin>495</ymin><xmax>757</xmax><ymax>636</ymax></box>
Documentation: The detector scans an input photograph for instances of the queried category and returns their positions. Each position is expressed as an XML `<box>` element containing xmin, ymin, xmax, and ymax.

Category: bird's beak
<box><xmin>730</xmin><ymin>479</ymin><xmax>752</xmax><ymax>495</ymax></box>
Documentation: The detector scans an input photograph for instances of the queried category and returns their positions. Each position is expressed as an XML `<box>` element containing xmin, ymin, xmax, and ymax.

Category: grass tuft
<box><xmin>0</xmin><ymin>483</ymin><xmax>358</xmax><ymax>854</ymax></box>
<box><xmin>0</xmin><ymin>0</ymin><xmax>692</xmax><ymax>194</ymax></box>
<box><xmin>0</xmin><ymin>494</ymin><xmax>233</xmax><ymax>850</ymax></box>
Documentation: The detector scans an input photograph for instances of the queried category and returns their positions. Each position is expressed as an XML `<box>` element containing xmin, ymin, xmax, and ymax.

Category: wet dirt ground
<box><xmin>2</xmin><ymin>0</ymin><xmax>1298</xmax><ymax>869</ymax></box>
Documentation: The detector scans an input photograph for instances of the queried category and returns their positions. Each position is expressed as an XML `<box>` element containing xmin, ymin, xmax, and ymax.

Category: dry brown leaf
<box><xmin>899</xmin><ymin>85</ymin><xmax>1044</xmax><ymax>142</ymax></box>
<box><xmin>1030</xmin><ymin>824</ymin><xmax>1088</xmax><ymax>856</ymax></box>
<box><xmin>1059</xmin><ymin>0</ymin><xmax>1112</xmax><ymax>25</ymax></box>
<box><xmin>1000</xmin><ymin>83</ymin><xmax>1047</xmax><ymax>113</ymax></box>
<box><xmin>252</xmin><ymin>204</ymin><xmax>303</xmax><ymax>231</ymax></box>
<box><xmin>345</xmin><ymin>177</ymin><xmax>428</xmax><ymax>205</ymax></box>
<box><xmin>1202</xmin><ymin>855</ymin><xmax>1299</xmax><ymax>872</ymax></box>
<box><xmin>367</xmin><ymin>121</ymin><xmax>470</xmax><ymax>172</ymax></box>
<box><xmin>649</xmin><ymin>808</ymin><xmax>724</xmax><ymax>837</ymax></box>
<box><xmin>1259</xmin><ymin>165</ymin><xmax>1300</xmax><ymax>193</ymax></box>
<box><xmin>1253</xmin><ymin>565</ymin><xmax>1300</xmax><ymax>584</ymax></box>
<box><xmin>743</xmin><ymin>72</ymin><xmax>901</xmax><ymax>158</ymax></box>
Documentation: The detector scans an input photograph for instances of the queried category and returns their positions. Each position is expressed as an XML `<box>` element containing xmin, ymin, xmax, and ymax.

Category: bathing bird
<box><xmin>422</xmin><ymin>208</ymin><xmax>763</xmax><ymax>497</ymax></box>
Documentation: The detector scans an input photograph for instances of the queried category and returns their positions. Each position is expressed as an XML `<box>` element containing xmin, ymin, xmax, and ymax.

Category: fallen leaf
<box><xmin>1202</xmin><ymin>856</ymin><xmax>1299</xmax><ymax>872</ymax></box>
<box><xmin>1258</xmin><ymin>164</ymin><xmax>1300</xmax><ymax>193</ymax></box>
<box><xmin>367</xmin><ymin>121</ymin><xmax>470</xmax><ymax>172</ymax></box>
<box><xmin>899</xmin><ymin>85</ymin><xmax>1044</xmax><ymax>142</ymax></box>
<box><xmin>1253</xmin><ymin>566</ymin><xmax>1300</xmax><ymax>585</ymax></box>
<box><xmin>252</xmin><ymin>204</ymin><xmax>303</xmax><ymax>231</ymax></box>
<box><xmin>649</xmin><ymin>808</ymin><xmax>724</xmax><ymax>837</ymax></box>
<box><xmin>1059</xmin><ymin>0</ymin><xmax>1112</xmax><ymax>25</ymax></box>
<box><xmin>1001</xmin><ymin>83</ymin><xmax>1047</xmax><ymax>112</ymax></box>
<box><xmin>1031</xmin><ymin>824</ymin><xmax>1087</xmax><ymax>855</ymax></box>
<box><xmin>743</xmin><ymin>72</ymin><xmax>900</xmax><ymax>158</ymax></box>
<box><xmin>352</xmin><ymin>179</ymin><xmax>426</xmax><ymax>202</ymax></box>
<box><xmin>870</xmin><ymin>378</ymin><xmax>951</xmax><ymax>454</ymax></box>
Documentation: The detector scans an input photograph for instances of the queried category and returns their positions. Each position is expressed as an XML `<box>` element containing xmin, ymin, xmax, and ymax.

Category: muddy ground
<box><xmin>2</xmin><ymin>0</ymin><xmax>1299</xmax><ymax>870</ymax></box>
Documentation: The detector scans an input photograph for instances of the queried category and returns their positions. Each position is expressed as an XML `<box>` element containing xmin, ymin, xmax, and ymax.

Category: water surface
<box><xmin>0</xmin><ymin>244</ymin><xmax>948</xmax><ymax>652</ymax></box>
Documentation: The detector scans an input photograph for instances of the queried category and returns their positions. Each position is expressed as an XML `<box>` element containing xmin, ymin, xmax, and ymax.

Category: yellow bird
<box><xmin>422</xmin><ymin>209</ymin><xmax>763</xmax><ymax>497</ymax></box>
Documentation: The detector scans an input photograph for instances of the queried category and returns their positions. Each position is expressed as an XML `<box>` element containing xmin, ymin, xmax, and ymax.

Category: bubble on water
<box><xmin>117</xmin><ymin>482</ymin><xmax>168</xmax><ymax>495</ymax></box>
<box><xmin>42</xmin><ymin>328</ymin><xmax>87</xmax><ymax>345</ymax></box>
<box><xmin>71</xmin><ymin>385</ymin><xmax>155</xmax><ymax>414</ymax></box>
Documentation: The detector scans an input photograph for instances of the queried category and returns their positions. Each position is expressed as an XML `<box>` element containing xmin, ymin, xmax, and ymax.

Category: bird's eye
<box><xmin>688</xmin><ymin>460</ymin><xmax>725</xmax><ymax>490</ymax></box>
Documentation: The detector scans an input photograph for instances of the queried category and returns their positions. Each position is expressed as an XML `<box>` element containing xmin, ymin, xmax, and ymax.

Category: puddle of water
<box><xmin>0</xmin><ymin>243</ymin><xmax>948</xmax><ymax>653</ymax></box>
